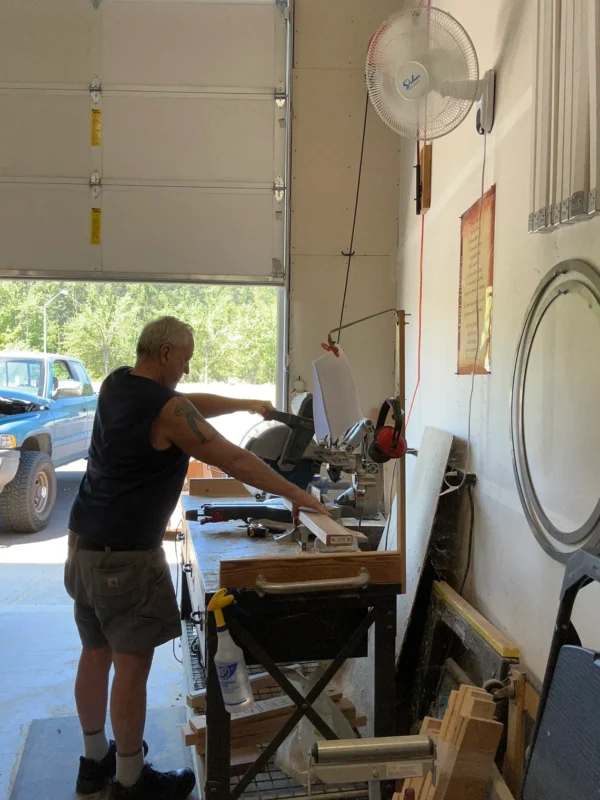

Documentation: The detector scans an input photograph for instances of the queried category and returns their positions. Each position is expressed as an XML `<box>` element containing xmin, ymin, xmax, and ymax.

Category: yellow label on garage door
<box><xmin>90</xmin><ymin>208</ymin><xmax>102</xmax><ymax>245</ymax></box>
<box><xmin>91</xmin><ymin>109</ymin><xmax>102</xmax><ymax>146</ymax></box>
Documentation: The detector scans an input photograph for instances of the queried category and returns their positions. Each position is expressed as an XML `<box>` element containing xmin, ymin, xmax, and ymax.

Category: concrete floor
<box><xmin>0</xmin><ymin>461</ymin><xmax>187</xmax><ymax>799</ymax></box>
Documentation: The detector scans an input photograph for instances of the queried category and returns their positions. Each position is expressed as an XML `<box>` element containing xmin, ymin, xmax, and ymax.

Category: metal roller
<box><xmin>310</xmin><ymin>736</ymin><xmax>435</xmax><ymax>785</ymax></box>
<box><xmin>312</xmin><ymin>736</ymin><xmax>434</xmax><ymax>765</ymax></box>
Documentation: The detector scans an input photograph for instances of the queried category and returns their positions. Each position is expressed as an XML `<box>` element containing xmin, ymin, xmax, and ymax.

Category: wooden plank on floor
<box><xmin>190</xmin><ymin>694</ymin><xmax>363</xmax><ymax>753</ymax></box>
<box><xmin>220</xmin><ymin>550</ymin><xmax>405</xmax><ymax>589</ymax></box>
<box><xmin>489</xmin><ymin>765</ymin><xmax>515</xmax><ymax>800</ymax></box>
<box><xmin>436</xmin><ymin>715</ymin><xmax>504</xmax><ymax>800</ymax></box>
<box><xmin>432</xmin><ymin>582</ymin><xmax>520</xmax><ymax>659</ymax></box>
<box><xmin>504</xmin><ymin>667</ymin><xmax>526</xmax><ymax>795</ymax></box>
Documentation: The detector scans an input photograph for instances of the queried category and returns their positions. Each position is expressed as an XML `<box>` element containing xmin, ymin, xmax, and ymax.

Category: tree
<box><xmin>0</xmin><ymin>279</ymin><xmax>278</xmax><ymax>385</ymax></box>
<box><xmin>63</xmin><ymin>286</ymin><xmax>139</xmax><ymax>376</ymax></box>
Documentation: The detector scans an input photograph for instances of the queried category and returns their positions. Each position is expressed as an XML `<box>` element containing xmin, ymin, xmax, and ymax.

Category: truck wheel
<box><xmin>0</xmin><ymin>452</ymin><xmax>57</xmax><ymax>533</ymax></box>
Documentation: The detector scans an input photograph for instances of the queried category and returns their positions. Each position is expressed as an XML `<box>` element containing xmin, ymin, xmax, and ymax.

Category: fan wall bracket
<box><xmin>476</xmin><ymin>69</ymin><xmax>496</xmax><ymax>135</ymax></box>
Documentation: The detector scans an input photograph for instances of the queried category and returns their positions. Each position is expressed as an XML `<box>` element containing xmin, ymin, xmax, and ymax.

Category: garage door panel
<box><xmin>102</xmin><ymin>2</ymin><xmax>277</xmax><ymax>89</ymax></box>
<box><xmin>0</xmin><ymin>185</ymin><xmax>92</xmax><ymax>275</ymax></box>
<box><xmin>0</xmin><ymin>0</ymin><xmax>287</xmax><ymax>284</ymax></box>
<box><xmin>102</xmin><ymin>189</ymin><xmax>275</xmax><ymax>278</ymax></box>
<box><xmin>0</xmin><ymin>0</ymin><xmax>92</xmax><ymax>86</ymax></box>
<box><xmin>0</xmin><ymin>94</ymin><xmax>90</xmax><ymax>179</ymax></box>
<box><xmin>102</xmin><ymin>96</ymin><xmax>274</xmax><ymax>183</ymax></box>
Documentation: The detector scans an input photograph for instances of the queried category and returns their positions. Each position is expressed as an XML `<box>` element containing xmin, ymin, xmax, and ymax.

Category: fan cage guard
<box><xmin>367</xmin><ymin>6</ymin><xmax>480</xmax><ymax>140</ymax></box>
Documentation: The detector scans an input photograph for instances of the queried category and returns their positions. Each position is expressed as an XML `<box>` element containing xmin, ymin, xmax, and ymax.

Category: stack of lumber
<box><xmin>182</xmin><ymin>686</ymin><xmax>366</xmax><ymax>760</ymax></box>
<box><xmin>399</xmin><ymin>685</ymin><xmax>503</xmax><ymax>800</ymax></box>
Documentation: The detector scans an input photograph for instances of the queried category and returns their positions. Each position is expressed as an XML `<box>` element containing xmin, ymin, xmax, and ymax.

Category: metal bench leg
<box><xmin>371</xmin><ymin>596</ymin><xmax>397</xmax><ymax>800</ymax></box>
<box><xmin>205</xmin><ymin>613</ymin><xmax>231</xmax><ymax>800</ymax></box>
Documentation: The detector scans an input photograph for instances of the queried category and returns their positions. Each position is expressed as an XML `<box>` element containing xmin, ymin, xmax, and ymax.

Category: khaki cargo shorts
<box><xmin>64</xmin><ymin>532</ymin><xmax>181</xmax><ymax>654</ymax></box>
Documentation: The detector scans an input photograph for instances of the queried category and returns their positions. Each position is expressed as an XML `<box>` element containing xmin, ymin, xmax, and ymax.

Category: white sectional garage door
<box><xmin>0</xmin><ymin>0</ymin><xmax>289</xmax><ymax>284</ymax></box>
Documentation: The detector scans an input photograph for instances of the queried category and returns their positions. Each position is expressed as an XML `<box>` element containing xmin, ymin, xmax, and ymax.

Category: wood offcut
<box><xmin>400</xmin><ymin>685</ymin><xmax>503</xmax><ymax>800</ymax></box>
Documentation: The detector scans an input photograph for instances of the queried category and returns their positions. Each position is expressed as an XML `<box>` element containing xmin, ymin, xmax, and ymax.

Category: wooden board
<box><xmin>182</xmin><ymin>494</ymin><xmax>300</xmax><ymax>596</ymax></box>
<box><xmin>438</xmin><ymin>715</ymin><xmax>503</xmax><ymax>800</ymax></box>
<box><xmin>281</xmin><ymin>497</ymin><xmax>360</xmax><ymax>547</ymax></box>
<box><xmin>187</xmin><ymin>693</ymin><xmax>364</xmax><ymax>754</ymax></box>
<box><xmin>381</xmin><ymin>428</ymin><xmax>454</xmax><ymax>656</ymax></box>
<box><xmin>503</xmin><ymin>666</ymin><xmax>525</xmax><ymax>795</ymax></box>
<box><xmin>489</xmin><ymin>766</ymin><xmax>515</xmax><ymax>800</ymax></box>
<box><xmin>432</xmin><ymin>582</ymin><xmax>520</xmax><ymax>660</ymax></box>
<box><xmin>189</xmin><ymin>478</ymin><xmax>250</xmax><ymax>498</ymax></box>
<box><xmin>420</xmin><ymin>144</ymin><xmax>433</xmax><ymax>213</ymax></box>
<box><xmin>230</xmin><ymin>746</ymin><xmax>261</xmax><ymax>777</ymax></box>
<box><xmin>186</xmin><ymin>671</ymin><xmax>277</xmax><ymax>711</ymax></box>
<box><xmin>220</xmin><ymin>550</ymin><xmax>405</xmax><ymax>590</ymax></box>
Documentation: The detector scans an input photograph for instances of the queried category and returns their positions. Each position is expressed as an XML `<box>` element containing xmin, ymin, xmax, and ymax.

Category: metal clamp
<box><xmin>255</xmin><ymin>567</ymin><xmax>370</xmax><ymax>596</ymax></box>
<box><xmin>182</xmin><ymin>563</ymin><xmax>193</xmax><ymax>574</ymax></box>
<box><xmin>190</xmin><ymin>610</ymin><xmax>204</xmax><ymax>630</ymax></box>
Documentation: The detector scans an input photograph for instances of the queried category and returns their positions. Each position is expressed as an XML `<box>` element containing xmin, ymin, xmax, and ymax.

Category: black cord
<box><xmin>172</xmin><ymin>523</ymin><xmax>183</xmax><ymax>665</ymax></box>
<box><xmin>459</xmin><ymin>484</ymin><xmax>475</xmax><ymax>595</ymax></box>
<box><xmin>337</xmin><ymin>93</ymin><xmax>370</xmax><ymax>344</ymax></box>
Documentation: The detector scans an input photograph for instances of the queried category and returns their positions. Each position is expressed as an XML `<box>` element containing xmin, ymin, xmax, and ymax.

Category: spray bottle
<box><xmin>207</xmin><ymin>588</ymin><xmax>254</xmax><ymax>713</ymax></box>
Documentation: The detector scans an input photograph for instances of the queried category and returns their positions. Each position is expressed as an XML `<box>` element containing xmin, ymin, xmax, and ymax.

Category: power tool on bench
<box><xmin>186</xmin><ymin>393</ymin><xmax>407</xmax><ymax>531</ymax></box>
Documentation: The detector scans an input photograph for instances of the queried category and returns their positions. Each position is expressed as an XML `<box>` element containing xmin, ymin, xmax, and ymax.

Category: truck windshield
<box><xmin>0</xmin><ymin>358</ymin><xmax>45</xmax><ymax>397</ymax></box>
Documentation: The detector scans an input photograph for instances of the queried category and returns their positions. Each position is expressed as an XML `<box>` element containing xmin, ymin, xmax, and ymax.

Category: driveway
<box><xmin>0</xmin><ymin>462</ymin><xmax>186</xmax><ymax>798</ymax></box>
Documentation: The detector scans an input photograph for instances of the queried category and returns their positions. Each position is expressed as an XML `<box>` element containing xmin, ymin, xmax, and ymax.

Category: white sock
<box><xmin>83</xmin><ymin>729</ymin><xmax>110</xmax><ymax>763</ymax></box>
<box><xmin>116</xmin><ymin>749</ymin><xmax>145</xmax><ymax>788</ymax></box>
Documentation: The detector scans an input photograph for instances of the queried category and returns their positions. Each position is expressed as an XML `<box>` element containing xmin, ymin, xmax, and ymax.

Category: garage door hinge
<box><xmin>272</xmin><ymin>259</ymin><xmax>285</xmax><ymax>279</ymax></box>
<box><xmin>89</xmin><ymin>75</ymin><xmax>102</xmax><ymax>104</ymax></box>
<box><xmin>275</xmin><ymin>82</ymin><xmax>287</xmax><ymax>107</ymax></box>
<box><xmin>274</xmin><ymin>176</ymin><xmax>286</xmax><ymax>203</ymax></box>
<box><xmin>89</xmin><ymin>170</ymin><xmax>102</xmax><ymax>199</ymax></box>
<box><xmin>91</xmin><ymin>0</ymin><xmax>101</xmax><ymax>8</ymax></box>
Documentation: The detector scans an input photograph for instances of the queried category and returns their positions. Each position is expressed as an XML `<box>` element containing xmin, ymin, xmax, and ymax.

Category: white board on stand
<box><xmin>312</xmin><ymin>347</ymin><xmax>363</xmax><ymax>442</ymax></box>
<box><xmin>335</xmin><ymin>426</ymin><xmax>454</xmax><ymax>734</ymax></box>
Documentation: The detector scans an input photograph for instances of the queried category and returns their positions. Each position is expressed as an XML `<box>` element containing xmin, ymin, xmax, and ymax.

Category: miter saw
<box><xmin>193</xmin><ymin>393</ymin><xmax>406</xmax><ymax>530</ymax></box>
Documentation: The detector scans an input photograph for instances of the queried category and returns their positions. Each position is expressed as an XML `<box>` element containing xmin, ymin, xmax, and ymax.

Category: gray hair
<box><xmin>136</xmin><ymin>316</ymin><xmax>194</xmax><ymax>359</ymax></box>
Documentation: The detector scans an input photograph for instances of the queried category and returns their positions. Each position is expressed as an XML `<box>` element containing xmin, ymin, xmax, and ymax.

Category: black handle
<box><xmin>415</xmin><ymin>163</ymin><xmax>422</xmax><ymax>216</ymax></box>
<box><xmin>265</xmin><ymin>409</ymin><xmax>314</xmax><ymax>431</ymax></box>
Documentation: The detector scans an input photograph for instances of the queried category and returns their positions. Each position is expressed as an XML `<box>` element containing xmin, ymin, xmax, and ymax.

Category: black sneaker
<box><xmin>76</xmin><ymin>740</ymin><xmax>149</xmax><ymax>795</ymax></box>
<box><xmin>108</xmin><ymin>763</ymin><xmax>196</xmax><ymax>799</ymax></box>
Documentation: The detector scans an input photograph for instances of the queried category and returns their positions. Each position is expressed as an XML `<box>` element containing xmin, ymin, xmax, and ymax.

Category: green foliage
<box><xmin>0</xmin><ymin>281</ymin><xmax>278</xmax><ymax>384</ymax></box>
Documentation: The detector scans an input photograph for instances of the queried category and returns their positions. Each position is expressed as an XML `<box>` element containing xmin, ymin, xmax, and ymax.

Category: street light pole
<box><xmin>43</xmin><ymin>289</ymin><xmax>68</xmax><ymax>354</ymax></box>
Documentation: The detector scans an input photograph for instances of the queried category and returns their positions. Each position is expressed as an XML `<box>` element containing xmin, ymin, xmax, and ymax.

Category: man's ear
<box><xmin>159</xmin><ymin>344</ymin><xmax>171</xmax><ymax>363</ymax></box>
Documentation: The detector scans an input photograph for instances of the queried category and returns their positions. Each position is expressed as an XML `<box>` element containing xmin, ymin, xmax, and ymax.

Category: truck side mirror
<box><xmin>53</xmin><ymin>379</ymin><xmax>83</xmax><ymax>399</ymax></box>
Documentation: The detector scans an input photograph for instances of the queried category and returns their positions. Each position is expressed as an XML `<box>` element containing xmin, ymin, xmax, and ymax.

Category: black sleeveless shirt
<box><xmin>69</xmin><ymin>367</ymin><xmax>189</xmax><ymax>549</ymax></box>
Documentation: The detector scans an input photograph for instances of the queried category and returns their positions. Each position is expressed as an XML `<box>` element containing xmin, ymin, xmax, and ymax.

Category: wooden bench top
<box><xmin>181</xmin><ymin>494</ymin><xmax>404</xmax><ymax>598</ymax></box>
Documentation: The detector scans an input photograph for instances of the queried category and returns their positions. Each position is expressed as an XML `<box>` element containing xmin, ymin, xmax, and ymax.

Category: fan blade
<box><xmin>439</xmin><ymin>78</ymin><xmax>480</xmax><ymax>101</ymax></box>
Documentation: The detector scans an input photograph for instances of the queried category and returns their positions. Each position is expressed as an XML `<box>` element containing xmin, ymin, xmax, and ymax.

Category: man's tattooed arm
<box><xmin>173</xmin><ymin>399</ymin><xmax>217</xmax><ymax>446</ymax></box>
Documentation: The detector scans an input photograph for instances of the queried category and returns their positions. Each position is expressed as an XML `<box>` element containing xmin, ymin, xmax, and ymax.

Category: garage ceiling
<box><xmin>0</xmin><ymin>0</ymin><xmax>289</xmax><ymax>284</ymax></box>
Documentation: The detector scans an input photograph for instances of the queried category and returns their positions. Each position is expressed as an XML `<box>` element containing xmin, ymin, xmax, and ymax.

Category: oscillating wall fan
<box><xmin>366</xmin><ymin>5</ymin><xmax>495</xmax><ymax>140</ymax></box>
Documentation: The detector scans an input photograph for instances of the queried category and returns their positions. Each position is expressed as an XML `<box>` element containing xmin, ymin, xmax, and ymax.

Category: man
<box><xmin>65</xmin><ymin>316</ymin><xmax>328</xmax><ymax>799</ymax></box>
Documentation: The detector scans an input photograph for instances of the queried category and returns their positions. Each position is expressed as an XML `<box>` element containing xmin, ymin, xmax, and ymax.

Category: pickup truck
<box><xmin>0</xmin><ymin>352</ymin><xmax>97</xmax><ymax>532</ymax></box>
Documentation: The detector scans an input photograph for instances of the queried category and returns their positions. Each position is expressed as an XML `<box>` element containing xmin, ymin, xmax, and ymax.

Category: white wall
<box><xmin>289</xmin><ymin>0</ymin><xmax>401</xmax><ymax>419</ymax></box>
<box><xmin>397</xmin><ymin>0</ymin><xmax>600</xmax><ymax>680</ymax></box>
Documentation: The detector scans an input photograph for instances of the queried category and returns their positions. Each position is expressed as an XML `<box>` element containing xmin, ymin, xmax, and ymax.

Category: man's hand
<box><xmin>287</xmin><ymin>488</ymin><xmax>332</xmax><ymax>518</ymax></box>
<box><xmin>244</xmin><ymin>400</ymin><xmax>275</xmax><ymax>418</ymax></box>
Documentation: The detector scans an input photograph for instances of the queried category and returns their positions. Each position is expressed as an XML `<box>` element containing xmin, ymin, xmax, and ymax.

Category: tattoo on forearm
<box><xmin>174</xmin><ymin>400</ymin><xmax>215</xmax><ymax>446</ymax></box>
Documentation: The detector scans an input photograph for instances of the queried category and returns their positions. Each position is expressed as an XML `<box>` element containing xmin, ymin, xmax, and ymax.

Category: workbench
<box><xmin>179</xmin><ymin>490</ymin><xmax>405</xmax><ymax>800</ymax></box>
